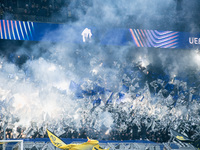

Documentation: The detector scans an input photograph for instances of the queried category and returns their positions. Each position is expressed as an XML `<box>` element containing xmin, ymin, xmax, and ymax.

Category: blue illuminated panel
<box><xmin>0</xmin><ymin>19</ymin><xmax>200</xmax><ymax>49</ymax></box>
<box><xmin>0</xmin><ymin>20</ymin><xmax>35</xmax><ymax>41</ymax></box>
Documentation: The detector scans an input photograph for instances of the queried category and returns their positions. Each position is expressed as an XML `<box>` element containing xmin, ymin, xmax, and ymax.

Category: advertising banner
<box><xmin>0</xmin><ymin>20</ymin><xmax>200</xmax><ymax>49</ymax></box>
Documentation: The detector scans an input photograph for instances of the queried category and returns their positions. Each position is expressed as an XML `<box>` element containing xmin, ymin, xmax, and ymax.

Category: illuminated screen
<box><xmin>0</xmin><ymin>19</ymin><xmax>200</xmax><ymax>49</ymax></box>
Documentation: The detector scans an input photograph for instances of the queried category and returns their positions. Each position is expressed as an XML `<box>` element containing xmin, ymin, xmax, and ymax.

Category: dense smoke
<box><xmin>0</xmin><ymin>0</ymin><xmax>199</xmax><ymax>141</ymax></box>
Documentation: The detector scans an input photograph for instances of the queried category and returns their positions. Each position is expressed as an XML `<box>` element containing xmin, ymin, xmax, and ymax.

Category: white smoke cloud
<box><xmin>0</xmin><ymin>0</ymin><xmax>199</xmax><ymax>140</ymax></box>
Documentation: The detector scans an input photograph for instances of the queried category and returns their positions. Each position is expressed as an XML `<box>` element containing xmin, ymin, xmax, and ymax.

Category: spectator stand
<box><xmin>0</xmin><ymin>0</ymin><xmax>91</xmax><ymax>23</ymax></box>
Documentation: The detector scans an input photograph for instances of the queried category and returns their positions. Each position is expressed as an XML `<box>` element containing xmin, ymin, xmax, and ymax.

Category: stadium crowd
<box><xmin>0</xmin><ymin>0</ymin><xmax>91</xmax><ymax>22</ymax></box>
<box><xmin>0</xmin><ymin>123</ymin><xmax>171</xmax><ymax>142</ymax></box>
<box><xmin>0</xmin><ymin>53</ymin><xmax>199</xmax><ymax>147</ymax></box>
<box><xmin>0</xmin><ymin>120</ymin><xmax>198</xmax><ymax>144</ymax></box>
<box><xmin>0</xmin><ymin>1</ymin><xmax>199</xmax><ymax>149</ymax></box>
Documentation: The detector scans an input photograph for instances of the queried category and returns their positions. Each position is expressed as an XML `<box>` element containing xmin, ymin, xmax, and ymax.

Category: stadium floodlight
<box><xmin>0</xmin><ymin>140</ymin><xmax>23</xmax><ymax>150</ymax></box>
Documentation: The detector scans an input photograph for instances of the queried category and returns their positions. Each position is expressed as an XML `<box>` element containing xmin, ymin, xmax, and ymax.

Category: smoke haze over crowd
<box><xmin>0</xmin><ymin>0</ymin><xmax>199</xmax><ymax>141</ymax></box>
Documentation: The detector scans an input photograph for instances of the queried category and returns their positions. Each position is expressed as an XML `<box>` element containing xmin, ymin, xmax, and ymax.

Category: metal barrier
<box><xmin>20</xmin><ymin>141</ymin><xmax>197</xmax><ymax>150</ymax></box>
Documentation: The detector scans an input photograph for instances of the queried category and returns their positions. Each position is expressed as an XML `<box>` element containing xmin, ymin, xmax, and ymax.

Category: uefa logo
<box><xmin>81</xmin><ymin>28</ymin><xmax>92</xmax><ymax>43</ymax></box>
